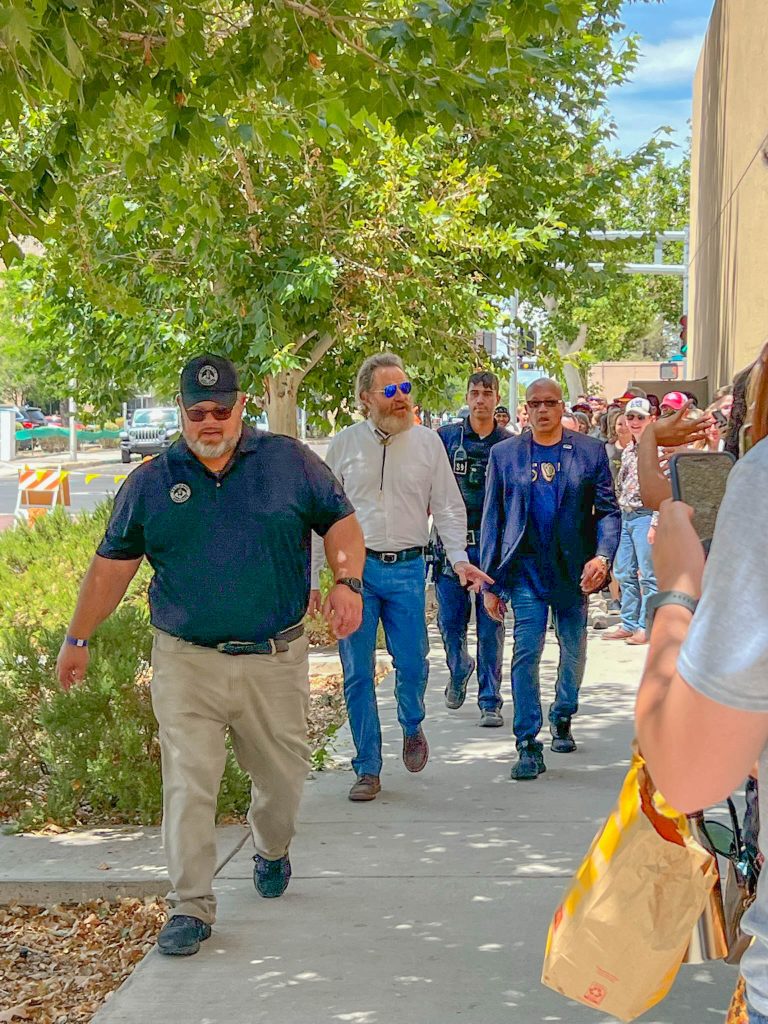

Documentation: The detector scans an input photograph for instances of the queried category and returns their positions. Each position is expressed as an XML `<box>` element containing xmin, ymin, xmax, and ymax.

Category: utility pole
<box><xmin>68</xmin><ymin>378</ymin><xmax>78</xmax><ymax>463</ymax></box>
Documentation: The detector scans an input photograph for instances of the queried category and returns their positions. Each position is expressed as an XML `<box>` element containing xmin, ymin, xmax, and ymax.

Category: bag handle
<box><xmin>726</xmin><ymin>796</ymin><xmax>744</xmax><ymax>854</ymax></box>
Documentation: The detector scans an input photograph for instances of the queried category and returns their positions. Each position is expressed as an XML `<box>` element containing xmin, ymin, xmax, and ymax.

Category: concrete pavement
<box><xmin>73</xmin><ymin>625</ymin><xmax>735</xmax><ymax>1024</ymax></box>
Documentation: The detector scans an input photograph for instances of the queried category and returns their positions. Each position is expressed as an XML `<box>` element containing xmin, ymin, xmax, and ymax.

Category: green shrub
<box><xmin>0</xmin><ymin>504</ymin><xmax>250</xmax><ymax>829</ymax></box>
<box><xmin>38</xmin><ymin>435</ymin><xmax>68</xmax><ymax>453</ymax></box>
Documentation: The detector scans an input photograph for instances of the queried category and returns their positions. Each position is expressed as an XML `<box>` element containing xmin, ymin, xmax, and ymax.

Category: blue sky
<box><xmin>607</xmin><ymin>0</ymin><xmax>716</xmax><ymax>158</ymax></box>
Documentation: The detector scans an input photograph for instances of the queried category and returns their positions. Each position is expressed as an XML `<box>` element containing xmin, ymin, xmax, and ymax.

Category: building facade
<box><xmin>689</xmin><ymin>0</ymin><xmax>768</xmax><ymax>391</ymax></box>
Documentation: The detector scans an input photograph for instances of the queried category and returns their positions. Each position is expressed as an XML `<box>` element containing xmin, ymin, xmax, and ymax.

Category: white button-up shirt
<box><xmin>311</xmin><ymin>419</ymin><xmax>468</xmax><ymax>585</ymax></box>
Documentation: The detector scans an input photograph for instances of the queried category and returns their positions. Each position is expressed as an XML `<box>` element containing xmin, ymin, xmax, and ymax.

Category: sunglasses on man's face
<box><xmin>625</xmin><ymin>413</ymin><xmax>648</xmax><ymax>422</ymax></box>
<box><xmin>527</xmin><ymin>399</ymin><xmax>561</xmax><ymax>410</ymax></box>
<box><xmin>184</xmin><ymin>405</ymin><xmax>234</xmax><ymax>422</ymax></box>
<box><xmin>372</xmin><ymin>382</ymin><xmax>412</xmax><ymax>399</ymax></box>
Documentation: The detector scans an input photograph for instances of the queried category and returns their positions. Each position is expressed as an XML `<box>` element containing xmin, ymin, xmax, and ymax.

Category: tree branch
<box><xmin>233</xmin><ymin>148</ymin><xmax>263</xmax><ymax>253</ymax></box>
<box><xmin>280</xmin><ymin>0</ymin><xmax>392</xmax><ymax>71</ymax></box>
<box><xmin>117</xmin><ymin>31</ymin><xmax>166</xmax><ymax>46</ymax></box>
<box><xmin>0</xmin><ymin>184</ymin><xmax>38</xmax><ymax>232</ymax></box>
<box><xmin>299</xmin><ymin>332</ymin><xmax>335</xmax><ymax>378</ymax></box>
<box><xmin>293</xmin><ymin>329</ymin><xmax>318</xmax><ymax>355</ymax></box>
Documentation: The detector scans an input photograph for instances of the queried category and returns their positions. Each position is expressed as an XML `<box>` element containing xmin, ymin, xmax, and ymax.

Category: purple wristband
<box><xmin>66</xmin><ymin>636</ymin><xmax>89</xmax><ymax>648</ymax></box>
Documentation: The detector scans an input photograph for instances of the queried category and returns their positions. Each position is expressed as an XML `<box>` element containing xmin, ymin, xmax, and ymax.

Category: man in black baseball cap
<box><xmin>57</xmin><ymin>351</ymin><xmax>366</xmax><ymax>957</ymax></box>
<box><xmin>180</xmin><ymin>353</ymin><xmax>241</xmax><ymax>410</ymax></box>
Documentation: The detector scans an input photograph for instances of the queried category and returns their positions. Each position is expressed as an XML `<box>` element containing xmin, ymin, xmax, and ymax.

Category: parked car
<box><xmin>45</xmin><ymin>413</ymin><xmax>87</xmax><ymax>430</ymax></box>
<box><xmin>14</xmin><ymin>409</ymin><xmax>33</xmax><ymax>451</ymax></box>
<box><xmin>120</xmin><ymin>407</ymin><xmax>180</xmax><ymax>463</ymax></box>
<box><xmin>22</xmin><ymin>406</ymin><xmax>47</xmax><ymax>428</ymax></box>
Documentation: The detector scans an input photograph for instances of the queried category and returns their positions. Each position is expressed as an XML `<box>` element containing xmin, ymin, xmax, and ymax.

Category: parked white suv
<box><xmin>120</xmin><ymin>407</ymin><xmax>180</xmax><ymax>463</ymax></box>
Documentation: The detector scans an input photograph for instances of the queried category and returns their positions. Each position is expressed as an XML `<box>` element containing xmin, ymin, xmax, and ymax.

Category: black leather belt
<box><xmin>366</xmin><ymin>546</ymin><xmax>425</xmax><ymax>564</ymax></box>
<box><xmin>215</xmin><ymin>623</ymin><xmax>304</xmax><ymax>656</ymax></box>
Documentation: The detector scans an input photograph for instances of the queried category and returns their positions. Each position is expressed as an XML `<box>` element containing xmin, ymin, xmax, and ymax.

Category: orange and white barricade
<box><xmin>15</xmin><ymin>466</ymin><xmax>71</xmax><ymax>523</ymax></box>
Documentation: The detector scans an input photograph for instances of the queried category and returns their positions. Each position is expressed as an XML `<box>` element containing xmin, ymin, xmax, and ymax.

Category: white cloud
<box><xmin>626</xmin><ymin>33</ymin><xmax>705</xmax><ymax>89</ymax></box>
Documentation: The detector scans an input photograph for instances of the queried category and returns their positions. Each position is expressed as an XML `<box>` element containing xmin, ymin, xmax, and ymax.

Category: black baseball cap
<box><xmin>180</xmin><ymin>354</ymin><xmax>241</xmax><ymax>409</ymax></box>
<box><xmin>494</xmin><ymin>405</ymin><xmax>510</xmax><ymax>416</ymax></box>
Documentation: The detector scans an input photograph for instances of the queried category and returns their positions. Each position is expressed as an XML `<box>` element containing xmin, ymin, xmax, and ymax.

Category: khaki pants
<box><xmin>150</xmin><ymin>629</ymin><xmax>311</xmax><ymax>924</ymax></box>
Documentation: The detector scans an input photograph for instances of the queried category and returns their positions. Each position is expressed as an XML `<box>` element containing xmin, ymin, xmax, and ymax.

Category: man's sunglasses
<box><xmin>527</xmin><ymin>399</ymin><xmax>561</xmax><ymax>409</ymax></box>
<box><xmin>625</xmin><ymin>413</ymin><xmax>649</xmax><ymax>422</ymax></box>
<box><xmin>373</xmin><ymin>382</ymin><xmax>412</xmax><ymax>398</ymax></box>
<box><xmin>184</xmin><ymin>405</ymin><xmax>234</xmax><ymax>422</ymax></box>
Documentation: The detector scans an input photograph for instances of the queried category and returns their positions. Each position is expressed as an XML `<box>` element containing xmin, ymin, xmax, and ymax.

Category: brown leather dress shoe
<box><xmin>402</xmin><ymin>727</ymin><xmax>429</xmax><ymax>773</ymax></box>
<box><xmin>348</xmin><ymin>774</ymin><xmax>381</xmax><ymax>801</ymax></box>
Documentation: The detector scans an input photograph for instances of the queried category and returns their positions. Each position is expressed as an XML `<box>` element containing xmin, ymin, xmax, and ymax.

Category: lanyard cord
<box><xmin>380</xmin><ymin>444</ymin><xmax>387</xmax><ymax>491</ymax></box>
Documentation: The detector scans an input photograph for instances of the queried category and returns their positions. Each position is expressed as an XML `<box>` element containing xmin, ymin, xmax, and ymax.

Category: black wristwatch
<box><xmin>336</xmin><ymin>577</ymin><xmax>363</xmax><ymax>596</ymax></box>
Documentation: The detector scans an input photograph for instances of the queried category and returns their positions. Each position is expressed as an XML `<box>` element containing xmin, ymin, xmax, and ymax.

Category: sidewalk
<box><xmin>2</xmin><ymin>629</ymin><xmax>734</xmax><ymax>1023</ymax></box>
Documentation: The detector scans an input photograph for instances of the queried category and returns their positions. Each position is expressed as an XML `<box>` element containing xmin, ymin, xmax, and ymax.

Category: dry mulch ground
<box><xmin>0</xmin><ymin>666</ymin><xmax>387</xmax><ymax>1022</ymax></box>
<box><xmin>0</xmin><ymin>899</ymin><xmax>166</xmax><ymax>1023</ymax></box>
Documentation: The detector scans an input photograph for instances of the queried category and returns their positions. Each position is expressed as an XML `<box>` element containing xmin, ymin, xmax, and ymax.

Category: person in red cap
<box><xmin>660</xmin><ymin>391</ymin><xmax>688</xmax><ymax>415</ymax></box>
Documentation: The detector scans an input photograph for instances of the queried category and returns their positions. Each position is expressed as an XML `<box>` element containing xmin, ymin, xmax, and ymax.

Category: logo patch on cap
<box><xmin>197</xmin><ymin>364</ymin><xmax>219</xmax><ymax>387</ymax></box>
<box><xmin>170</xmin><ymin>483</ymin><xmax>192</xmax><ymax>504</ymax></box>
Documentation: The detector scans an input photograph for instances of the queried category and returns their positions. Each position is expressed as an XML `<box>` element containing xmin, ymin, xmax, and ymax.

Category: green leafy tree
<box><xmin>0</xmin><ymin>1</ymin><xmax>663</xmax><ymax>431</ymax></box>
<box><xmin>0</xmin><ymin>256</ymin><xmax>68</xmax><ymax>406</ymax></box>
<box><xmin>533</xmin><ymin>152</ymin><xmax>690</xmax><ymax>392</ymax></box>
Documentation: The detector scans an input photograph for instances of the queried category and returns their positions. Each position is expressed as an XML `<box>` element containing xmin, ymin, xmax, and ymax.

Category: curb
<box><xmin>0</xmin><ymin>879</ymin><xmax>167</xmax><ymax>905</ymax></box>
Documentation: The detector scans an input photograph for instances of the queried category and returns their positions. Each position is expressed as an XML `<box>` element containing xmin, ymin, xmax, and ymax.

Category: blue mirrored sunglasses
<box><xmin>374</xmin><ymin>382</ymin><xmax>412</xmax><ymax>398</ymax></box>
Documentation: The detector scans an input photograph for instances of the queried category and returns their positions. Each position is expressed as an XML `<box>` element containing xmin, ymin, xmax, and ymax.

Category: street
<box><xmin>0</xmin><ymin>456</ymin><xmax>133</xmax><ymax>527</ymax></box>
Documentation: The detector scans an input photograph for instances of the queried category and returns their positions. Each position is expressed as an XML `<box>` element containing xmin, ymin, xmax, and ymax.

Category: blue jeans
<box><xmin>749</xmin><ymin>1004</ymin><xmax>768</xmax><ymax>1024</ymax></box>
<box><xmin>339</xmin><ymin>554</ymin><xmax>429</xmax><ymax>777</ymax></box>
<box><xmin>507</xmin><ymin>582</ymin><xmax>588</xmax><ymax>746</ymax></box>
<box><xmin>614</xmin><ymin>511</ymin><xmax>658</xmax><ymax>633</ymax></box>
<box><xmin>435</xmin><ymin>547</ymin><xmax>504</xmax><ymax>711</ymax></box>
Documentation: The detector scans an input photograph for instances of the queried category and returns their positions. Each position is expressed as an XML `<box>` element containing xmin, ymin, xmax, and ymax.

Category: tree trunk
<box><xmin>557</xmin><ymin>324</ymin><xmax>588</xmax><ymax>403</ymax></box>
<box><xmin>262</xmin><ymin>369</ymin><xmax>302</xmax><ymax>437</ymax></box>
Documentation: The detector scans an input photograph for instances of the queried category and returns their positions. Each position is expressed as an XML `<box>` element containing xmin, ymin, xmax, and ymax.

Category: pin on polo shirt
<box><xmin>170</xmin><ymin>483</ymin><xmax>192</xmax><ymax>504</ymax></box>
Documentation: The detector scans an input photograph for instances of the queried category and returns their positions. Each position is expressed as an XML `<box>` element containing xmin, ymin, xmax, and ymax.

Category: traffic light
<box><xmin>679</xmin><ymin>315</ymin><xmax>688</xmax><ymax>356</ymax></box>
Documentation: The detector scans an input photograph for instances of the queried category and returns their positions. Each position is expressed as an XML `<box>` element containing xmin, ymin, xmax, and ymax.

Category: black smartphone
<box><xmin>668</xmin><ymin>451</ymin><xmax>736</xmax><ymax>546</ymax></box>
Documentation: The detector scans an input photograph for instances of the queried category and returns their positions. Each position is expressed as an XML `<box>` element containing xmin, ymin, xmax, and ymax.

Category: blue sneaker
<box><xmin>253</xmin><ymin>853</ymin><xmax>291</xmax><ymax>898</ymax></box>
<box><xmin>156</xmin><ymin>914</ymin><xmax>211</xmax><ymax>956</ymax></box>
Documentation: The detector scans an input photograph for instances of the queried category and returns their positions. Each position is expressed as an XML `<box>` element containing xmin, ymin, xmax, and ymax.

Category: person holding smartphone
<box><xmin>635</xmin><ymin>380</ymin><xmax>768</xmax><ymax>1024</ymax></box>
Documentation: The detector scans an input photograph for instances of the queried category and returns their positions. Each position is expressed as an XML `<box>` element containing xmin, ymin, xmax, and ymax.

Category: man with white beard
<box><xmin>311</xmin><ymin>353</ymin><xmax>492</xmax><ymax>801</ymax></box>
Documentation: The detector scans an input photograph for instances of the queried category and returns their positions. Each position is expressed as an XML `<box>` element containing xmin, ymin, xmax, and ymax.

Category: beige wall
<box><xmin>588</xmin><ymin>361</ymin><xmax>668</xmax><ymax>400</ymax></box>
<box><xmin>689</xmin><ymin>0</ymin><xmax>768</xmax><ymax>390</ymax></box>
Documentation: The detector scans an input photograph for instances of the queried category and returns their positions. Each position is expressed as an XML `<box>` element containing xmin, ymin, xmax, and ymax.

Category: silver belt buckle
<box><xmin>382</xmin><ymin>552</ymin><xmax>398</xmax><ymax>564</ymax></box>
<box><xmin>466</xmin><ymin>530</ymin><xmax>476</xmax><ymax>545</ymax></box>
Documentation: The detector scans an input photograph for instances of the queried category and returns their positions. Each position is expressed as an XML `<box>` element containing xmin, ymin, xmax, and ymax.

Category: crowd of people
<box><xmin>53</xmin><ymin>343</ymin><xmax>768</xmax><ymax>1024</ymax></box>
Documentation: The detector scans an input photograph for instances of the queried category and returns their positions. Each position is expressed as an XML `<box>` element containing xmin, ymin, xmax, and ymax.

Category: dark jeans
<box><xmin>507</xmin><ymin>581</ymin><xmax>588</xmax><ymax>746</ymax></box>
<box><xmin>435</xmin><ymin>548</ymin><xmax>504</xmax><ymax>711</ymax></box>
<box><xmin>749</xmin><ymin>1004</ymin><xmax>768</xmax><ymax>1024</ymax></box>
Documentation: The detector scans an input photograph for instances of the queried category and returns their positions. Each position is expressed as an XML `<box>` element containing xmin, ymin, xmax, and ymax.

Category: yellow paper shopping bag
<box><xmin>541</xmin><ymin>749</ymin><xmax>718</xmax><ymax>1022</ymax></box>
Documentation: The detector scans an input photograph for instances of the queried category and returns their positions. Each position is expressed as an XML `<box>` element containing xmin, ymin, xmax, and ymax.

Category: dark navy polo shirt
<box><xmin>96</xmin><ymin>426</ymin><xmax>354</xmax><ymax>646</ymax></box>
<box><xmin>437</xmin><ymin>417</ymin><xmax>509</xmax><ymax>532</ymax></box>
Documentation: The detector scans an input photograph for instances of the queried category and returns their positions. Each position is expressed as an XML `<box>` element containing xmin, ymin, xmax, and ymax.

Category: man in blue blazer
<box><xmin>480</xmin><ymin>378</ymin><xmax>620</xmax><ymax>780</ymax></box>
